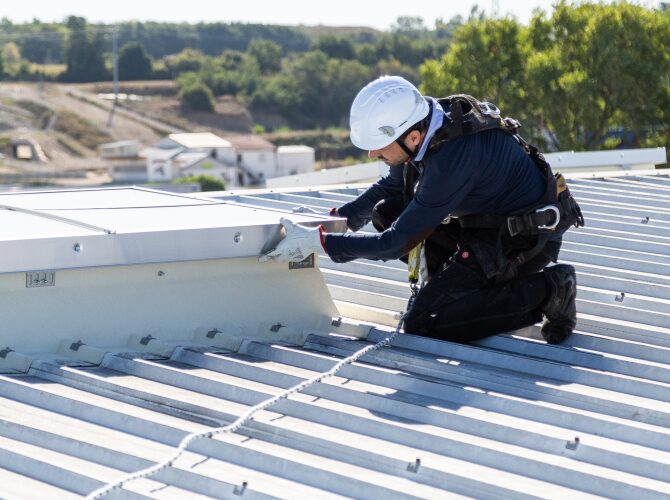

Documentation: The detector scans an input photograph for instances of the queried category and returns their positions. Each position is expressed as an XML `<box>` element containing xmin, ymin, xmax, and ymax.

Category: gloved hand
<box><xmin>329</xmin><ymin>206</ymin><xmax>368</xmax><ymax>231</ymax></box>
<box><xmin>259</xmin><ymin>217</ymin><xmax>326</xmax><ymax>263</ymax></box>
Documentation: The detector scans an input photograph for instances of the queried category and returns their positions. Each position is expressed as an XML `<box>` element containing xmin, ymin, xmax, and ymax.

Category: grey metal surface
<box><xmin>2</xmin><ymin>175</ymin><xmax>670</xmax><ymax>498</ymax></box>
<box><xmin>0</xmin><ymin>187</ymin><xmax>346</xmax><ymax>273</ymax></box>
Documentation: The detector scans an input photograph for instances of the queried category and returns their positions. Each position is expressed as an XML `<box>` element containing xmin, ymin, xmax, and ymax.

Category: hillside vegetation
<box><xmin>0</xmin><ymin>3</ymin><xmax>668</xmax><ymax>158</ymax></box>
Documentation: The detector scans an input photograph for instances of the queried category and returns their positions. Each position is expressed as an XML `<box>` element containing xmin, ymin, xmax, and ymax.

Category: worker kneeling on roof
<box><xmin>261</xmin><ymin>76</ymin><xmax>584</xmax><ymax>344</ymax></box>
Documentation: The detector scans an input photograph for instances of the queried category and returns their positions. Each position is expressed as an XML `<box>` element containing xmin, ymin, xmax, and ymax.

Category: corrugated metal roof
<box><xmin>1</xmin><ymin>174</ymin><xmax>670</xmax><ymax>498</ymax></box>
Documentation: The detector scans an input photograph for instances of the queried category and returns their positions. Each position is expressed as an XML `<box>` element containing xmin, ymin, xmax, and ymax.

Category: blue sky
<box><xmin>4</xmin><ymin>0</ymin><xmax>662</xmax><ymax>29</ymax></box>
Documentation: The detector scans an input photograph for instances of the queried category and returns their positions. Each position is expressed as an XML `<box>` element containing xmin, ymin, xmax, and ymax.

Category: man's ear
<box><xmin>408</xmin><ymin>129</ymin><xmax>422</xmax><ymax>148</ymax></box>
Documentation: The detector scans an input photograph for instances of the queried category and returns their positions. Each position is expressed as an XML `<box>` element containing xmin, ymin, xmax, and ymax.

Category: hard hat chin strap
<box><xmin>395</xmin><ymin>137</ymin><xmax>417</xmax><ymax>160</ymax></box>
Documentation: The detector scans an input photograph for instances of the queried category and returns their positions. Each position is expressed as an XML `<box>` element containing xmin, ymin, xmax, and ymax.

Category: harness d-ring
<box><xmin>536</xmin><ymin>205</ymin><xmax>560</xmax><ymax>230</ymax></box>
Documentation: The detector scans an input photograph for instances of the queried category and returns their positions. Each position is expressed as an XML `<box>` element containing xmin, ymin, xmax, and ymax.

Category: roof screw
<box><xmin>73</xmin><ymin>243</ymin><xmax>81</xmax><ymax>252</ymax></box>
<box><xmin>565</xmin><ymin>436</ymin><xmax>580</xmax><ymax>450</ymax></box>
<box><xmin>331</xmin><ymin>317</ymin><xmax>342</xmax><ymax>327</ymax></box>
<box><xmin>234</xmin><ymin>232</ymin><xmax>243</xmax><ymax>243</ymax></box>
<box><xmin>69</xmin><ymin>340</ymin><xmax>85</xmax><ymax>352</ymax></box>
<box><xmin>407</xmin><ymin>457</ymin><xmax>421</xmax><ymax>473</ymax></box>
<box><xmin>233</xmin><ymin>481</ymin><xmax>248</xmax><ymax>496</ymax></box>
<box><xmin>206</xmin><ymin>328</ymin><xmax>221</xmax><ymax>339</ymax></box>
<box><xmin>270</xmin><ymin>323</ymin><xmax>283</xmax><ymax>332</ymax></box>
<box><xmin>615</xmin><ymin>292</ymin><xmax>625</xmax><ymax>303</ymax></box>
<box><xmin>157</xmin><ymin>270</ymin><xmax>165</xmax><ymax>277</ymax></box>
<box><xmin>641</xmin><ymin>216</ymin><xmax>650</xmax><ymax>224</ymax></box>
<box><xmin>0</xmin><ymin>347</ymin><xmax>14</xmax><ymax>359</ymax></box>
<box><xmin>140</xmin><ymin>334</ymin><xmax>154</xmax><ymax>346</ymax></box>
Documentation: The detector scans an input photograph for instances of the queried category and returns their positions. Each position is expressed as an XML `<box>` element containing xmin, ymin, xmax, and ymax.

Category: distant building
<box><xmin>139</xmin><ymin>132</ymin><xmax>316</xmax><ymax>187</ymax></box>
<box><xmin>156</xmin><ymin>133</ymin><xmax>237</xmax><ymax>165</ymax></box>
<box><xmin>276</xmin><ymin>145</ymin><xmax>316</xmax><ymax>177</ymax></box>
<box><xmin>99</xmin><ymin>140</ymin><xmax>142</xmax><ymax>159</ymax></box>
<box><xmin>225</xmin><ymin>134</ymin><xmax>277</xmax><ymax>185</ymax></box>
<box><xmin>11</xmin><ymin>138</ymin><xmax>48</xmax><ymax>162</ymax></box>
<box><xmin>100</xmin><ymin>140</ymin><xmax>146</xmax><ymax>183</ymax></box>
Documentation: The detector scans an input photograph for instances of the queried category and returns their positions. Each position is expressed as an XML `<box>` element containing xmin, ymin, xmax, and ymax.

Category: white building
<box><xmin>226</xmin><ymin>134</ymin><xmax>278</xmax><ymax>185</ymax></box>
<box><xmin>141</xmin><ymin>132</ymin><xmax>316</xmax><ymax>187</ymax></box>
<box><xmin>156</xmin><ymin>133</ymin><xmax>237</xmax><ymax>165</ymax></box>
<box><xmin>142</xmin><ymin>147</ymin><xmax>237</xmax><ymax>186</ymax></box>
<box><xmin>276</xmin><ymin>145</ymin><xmax>316</xmax><ymax>177</ymax></box>
<box><xmin>100</xmin><ymin>140</ymin><xmax>146</xmax><ymax>183</ymax></box>
<box><xmin>99</xmin><ymin>140</ymin><xmax>142</xmax><ymax>159</ymax></box>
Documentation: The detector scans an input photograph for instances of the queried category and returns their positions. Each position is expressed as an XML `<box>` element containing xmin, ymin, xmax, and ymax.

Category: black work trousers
<box><xmin>372</xmin><ymin>196</ymin><xmax>559</xmax><ymax>343</ymax></box>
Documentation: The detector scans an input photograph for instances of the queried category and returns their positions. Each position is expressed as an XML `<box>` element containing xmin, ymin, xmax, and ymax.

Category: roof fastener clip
<box><xmin>331</xmin><ymin>317</ymin><xmax>342</xmax><ymax>327</ymax></box>
<box><xmin>270</xmin><ymin>323</ymin><xmax>283</xmax><ymax>332</ymax></box>
<box><xmin>0</xmin><ymin>347</ymin><xmax>14</xmax><ymax>359</ymax></box>
<box><xmin>615</xmin><ymin>292</ymin><xmax>625</xmax><ymax>303</ymax></box>
<box><xmin>565</xmin><ymin>436</ymin><xmax>580</xmax><ymax>450</ymax></box>
<box><xmin>641</xmin><ymin>216</ymin><xmax>650</xmax><ymax>224</ymax></box>
<box><xmin>407</xmin><ymin>457</ymin><xmax>421</xmax><ymax>473</ymax></box>
<box><xmin>233</xmin><ymin>481</ymin><xmax>248</xmax><ymax>496</ymax></box>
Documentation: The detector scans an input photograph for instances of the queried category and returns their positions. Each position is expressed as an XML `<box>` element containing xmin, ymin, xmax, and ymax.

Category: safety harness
<box><xmin>408</xmin><ymin>94</ymin><xmax>584</xmax><ymax>281</ymax></box>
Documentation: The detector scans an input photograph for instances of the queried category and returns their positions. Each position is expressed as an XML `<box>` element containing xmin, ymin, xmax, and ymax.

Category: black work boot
<box><xmin>541</xmin><ymin>264</ymin><xmax>577</xmax><ymax>344</ymax></box>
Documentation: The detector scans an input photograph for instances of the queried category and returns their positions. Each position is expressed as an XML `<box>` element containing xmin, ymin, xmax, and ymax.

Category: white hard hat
<box><xmin>349</xmin><ymin>75</ymin><xmax>429</xmax><ymax>150</ymax></box>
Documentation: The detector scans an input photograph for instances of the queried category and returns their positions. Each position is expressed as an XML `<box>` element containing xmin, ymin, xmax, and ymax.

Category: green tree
<box><xmin>175</xmin><ymin>174</ymin><xmax>225</xmax><ymax>191</ymax></box>
<box><xmin>251</xmin><ymin>50</ymin><xmax>370</xmax><ymax>128</ymax></box>
<box><xmin>178</xmin><ymin>73</ymin><xmax>216</xmax><ymax>111</ymax></box>
<box><xmin>2</xmin><ymin>42</ymin><xmax>21</xmax><ymax>67</ymax></box>
<box><xmin>391</xmin><ymin>16</ymin><xmax>427</xmax><ymax>35</ymax></box>
<box><xmin>162</xmin><ymin>48</ymin><xmax>206</xmax><ymax>77</ymax></box>
<box><xmin>248</xmin><ymin>38</ymin><xmax>282</xmax><ymax>73</ymax></box>
<box><xmin>525</xmin><ymin>2</ymin><xmax>670</xmax><ymax>150</ymax></box>
<box><xmin>62</xmin><ymin>16</ymin><xmax>107</xmax><ymax>82</ymax></box>
<box><xmin>202</xmin><ymin>53</ymin><xmax>260</xmax><ymax>96</ymax></box>
<box><xmin>421</xmin><ymin>2</ymin><xmax>670</xmax><ymax>151</ymax></box>
<box><xmin>312</xmin><ymin>35</ymin><xmax>356</xmax><ymax>60</ymax></box>
<box><xmin>421</xmin><ymin>17</ymin><xmax>529</xmax><ymax>117</ymax></box>
<box><xmin>118</xmin><ymin>42</ymin><xmax>153</xmax><ymax>80</ymax></box>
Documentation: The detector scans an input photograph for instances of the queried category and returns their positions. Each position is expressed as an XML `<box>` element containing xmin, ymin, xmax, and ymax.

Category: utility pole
<box><xmin>106</xmin><ymin>27</ymin><xmax>119</xmax><ymax>127</ymax></box>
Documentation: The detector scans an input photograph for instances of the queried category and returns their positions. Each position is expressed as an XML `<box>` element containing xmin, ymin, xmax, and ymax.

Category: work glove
<box><xmin>330</xmin><ymin>206</ymin><xmax>369</xmax><ymax>231</ymax></box>
<box><xmin>259</xmin><ymin>217</ymin><xmax>326</xmax><ymax>263</ymax></box>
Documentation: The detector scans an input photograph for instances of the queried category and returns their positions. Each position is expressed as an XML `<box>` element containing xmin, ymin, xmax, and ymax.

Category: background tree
<box><xmin>248</xmin><ymin>39</ymin><xmax>282</xmax><ymax>74</ymax></box>
<box><xmin>421</xmin><ymin>2</ymin><xmax>670</xmax><ymax>151</ymax></box>
<box><xmin>62</xmin><ymin>16</ymin><xmax>107</xmax><ymax>82</ymax></box>
<box><xmin>2</xmin><ymin>42</ymin><xmax>21</xmax><ymax>69</ymax></box>
<box><xmin>391</xmin><ymin>16</ymin><xmax>427</xmax><ymax>36</ymax></box>
<box><xmin>162</xmin><ymin>48</ymin><xmax>205</xmax><ymax>78</ymax></box>
<box><xmin>525</xmin><ymin>2</ymin><xmax>670</xmax><ymax>150</ymax></box>
<box><xmin>251</xmin><ymin>50</ymin><xmax>370</xmax><ymax>128</ymax></box>
<box><xmin>421</xmin><ymin>17</ymin><xmax>529</xmax><ymax>120</ymax></box>
<box><xmin>312</xmin><ymin>35</ymin><xmax>356</xmax><ymax>60</ymax></box>
<box><xmin>177</xmin><ymin>73</ymin><xmax>216</xmax><ymax>111</ymax></box>
<box><xmin>201</xmin><ymin>53</ymin><xmax>260</xmax><ymax>96</ymax></box>
<box><xmin>118</xmin><ymin>42</ymin><xmax>153</xmax><ymax>80</ymax></box>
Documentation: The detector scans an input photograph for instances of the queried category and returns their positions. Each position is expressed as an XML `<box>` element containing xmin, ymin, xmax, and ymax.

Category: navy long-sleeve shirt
<box><xmin>326</xmin><ymin>128</ymin><xmax>546</xmax><ymax>263</ymax></box>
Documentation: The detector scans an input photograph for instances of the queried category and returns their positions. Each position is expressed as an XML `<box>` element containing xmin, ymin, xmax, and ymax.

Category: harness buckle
<box><xmin>536</xmin><ymin>205</ymin><xmax>560</xmax><ymax>230</ymax></box>
<box><xmin>479</xmin><ymin>102</ymin><xmax>500</xmax><ymax>116</ymax></box>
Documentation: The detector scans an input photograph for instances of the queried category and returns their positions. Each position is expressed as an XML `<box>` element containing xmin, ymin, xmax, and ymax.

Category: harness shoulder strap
<box><xmin>428</xmin><ymin>94</ymin><xmax>507</xmax><ymax>151</ymax></box>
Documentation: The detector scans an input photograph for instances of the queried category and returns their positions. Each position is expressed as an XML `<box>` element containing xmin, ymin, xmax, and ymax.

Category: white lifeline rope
<box><xmin>86</xmin><ymin>313</ymin><xmax>410</xmax><ymax>499</ymax></box>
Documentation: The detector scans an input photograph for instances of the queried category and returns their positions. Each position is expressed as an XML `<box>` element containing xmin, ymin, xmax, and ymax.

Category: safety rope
<box><xmin>86</xmin><ymin>294</ymin><xmax>417</xmax><ymax>499</ymax></box>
